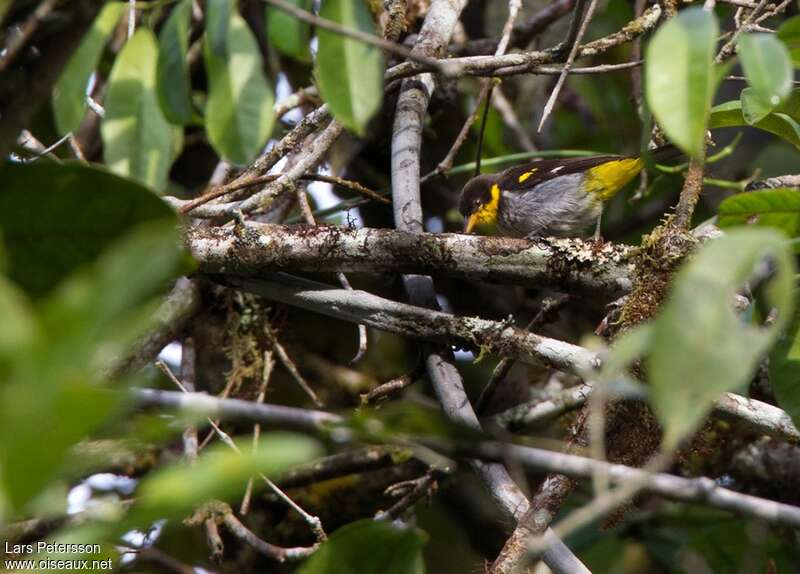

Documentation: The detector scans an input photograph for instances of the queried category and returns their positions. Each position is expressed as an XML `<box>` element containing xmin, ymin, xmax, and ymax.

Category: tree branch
<box><xmin>187</xmin><ymin>223</ymin><xmax>634</xmax><ymax>297</ymax></box>
<box><xmin>224</xmin><ymin>273</ymin><xmax>600</xmax><ymax>375</ymax></box>
<box><xmin>132</xmin><ymin>388</ymin><xmax>343</xmax><ymax>432</ymax></box>
<box><xmin>469</xmin><ymin>442</ymin><xmax>800</xmax><ymax>528</ymax></box>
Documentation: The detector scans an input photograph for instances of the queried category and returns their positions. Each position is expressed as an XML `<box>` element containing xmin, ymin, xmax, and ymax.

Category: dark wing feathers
<box><xmin>498</xmin><ymin>155</ymin><xmax>625</xmax><ymax>192</ymax></box>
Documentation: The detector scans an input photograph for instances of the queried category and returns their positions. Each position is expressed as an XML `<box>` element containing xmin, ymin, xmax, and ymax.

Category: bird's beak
<box><xmin>464</xmin><ymin>213</ymin><xmax>479</xmax><ymax>234</ymax></box>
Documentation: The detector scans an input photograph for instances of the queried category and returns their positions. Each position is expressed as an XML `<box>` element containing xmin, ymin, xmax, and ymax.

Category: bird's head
<box><xmin>458</xmin><ymin>174</ymin><xmax>501</xmax><ymax>233</ymax></box>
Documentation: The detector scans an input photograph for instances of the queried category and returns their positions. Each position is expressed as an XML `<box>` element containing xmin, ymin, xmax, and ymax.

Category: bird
<box><xmin>458</xmin><ymin>147</ymin><xmax>676</xmax><ymax>239</ymax></box>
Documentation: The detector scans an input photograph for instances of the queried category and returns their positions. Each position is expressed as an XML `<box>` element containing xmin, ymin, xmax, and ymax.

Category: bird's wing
<box><xmin>498</xmin><ymin>155</ymin><xmax>624</xmax><ymax>192</ymax></box>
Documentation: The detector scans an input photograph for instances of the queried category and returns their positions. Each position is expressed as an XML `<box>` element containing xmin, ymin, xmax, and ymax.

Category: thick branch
<box><xmin>225</xmin><ymin>273</ymin><xmax>600</xmax><ymax>374</ymax></box>
<box><xmin>470</xmin><ymin>442</ymin><xmax>800</xmax><ymax>528</ymax></box>
<box><xmin>109</xmin><ymin>278</ymin><xmax>201</xmax><ymax>378</ymax></box>
<box><xmin>491</xmin><ymin>384</ymin><xmax>800</xmax><ymax>443</ymax></box>
<box><xmin>187</xmin><ymin>223</ymin><xmax>633</xmax><ymax>297</ymax></box>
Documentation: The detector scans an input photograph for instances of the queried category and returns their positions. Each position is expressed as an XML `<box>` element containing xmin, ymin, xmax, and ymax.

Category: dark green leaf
<box><xmin>770</xmin><ymin>296</ymin><xmax>800</xmax><ymax>429</ymax></box>
<box><xmin>777</xmin><ymin>15</ymin><xmax>800</xmax><ymax>67</ymax></box>
<box><xmin>710</xmin><ymin>98</ymin><xmax>800</xmax><ymax>150</ymax></box>
<box><xmin>0</xmin><ymin>218</ymin><xmax>187</xmax><ymax>511</ymax></box>
<box><xmin>738</xmin><ymin>33</ymin><xmax>793</xmax><ymax>106</ymax></box>
<box><xmin>741</xmin><ymin>87</ymin><xmax>777</xmax><ymax>125</ymax></box>
<box><xmin>206</xmin><ymin>0</ymin><xmax>232</xmax><ymax>57</ymax></box>
<box><xmin>645</xmin><ymin>7</ymin><xmax>719</xmax><ymax>158</ymax></box>
<box><xmin>52</xmin><ymin>3</ymin><xmax>125</xmax><ymax>135</ymax></box>
<box><xmin>649</xmin><ymin>229</ymin><xmax>796</xmax><ymax>448</ymax></box>
<box><xmin>718</xmin><ymin>188</ymin><xmax>800</xmax><ymax>242</ymax></box>
<box><xmin>157</xmin><ymin>0</ymin><xmax>194</xmax><ymax>125</ymax></box>
<box><xmin>267</xmin><ymin>0</ymin><xmax>312</xmax><ymax>63</ymax></box>
<box><xmin>299</xmin><ymin>519</ymin><xmax>427</xmax><ymax>574</ymax></box>
<box><xmin>204</xmin><ymin>10</ymin><xmax>275</xmax><ymax>164</ymax></box>
<box><xmin>0</xmin><ymin>383</ymin><xmax>120</xmax><ymax>510</ymax></box>
<box><xmin>315</xmin><ymin>0</ymin><xmax>384</xmax><ymax>135</ymax></box>
<box><xmin>102</xmin><ymin>28</ymin><xmax>173</xmax><ymax>190</ymax></box>
<box><xmin>0</xmin><ymin>162</ymin><xmax>176</xmax><ymax>297</ymax></box>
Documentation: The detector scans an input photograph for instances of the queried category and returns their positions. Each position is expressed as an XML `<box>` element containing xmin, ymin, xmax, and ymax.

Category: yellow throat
<box><xmin>465</xmin><ymin>184</ymin><xmax>501</xmax><ymax>233</ymax></box>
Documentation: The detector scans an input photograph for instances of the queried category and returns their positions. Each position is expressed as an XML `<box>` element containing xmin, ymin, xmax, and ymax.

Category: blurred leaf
<box><xmin>157</xmin><ymin>0</ymin><xmax>194</xmax><ymax>125</ymax></box>
<box><xmin>37</xmin><ymin>220</ymin><xmax>192</xmax><ymax>373</ymax></box>
<box><xmin>133</xmin><ymin>433</ymin><xmax>321</xmax><ymax>520</ymax></box>
<box><xmin>102</xmin><ymin>28</ymin><xmax>173</xmax><ymax>191</ymax></box>
<box><xmin>0</xmin><ymin>218</ymin><xmax>187</xmax><ymax>512</ymax></box>
<box><xmin>267</xmin><ymin>0</ymin><xmax>312</xmax><ymax>63</ymax></box>
<box><xmin>0</xmin><ymin>276</ymin><xmax>36</xmax><ymax>363</ymax></box>
<box><xmin>299</xmin><ymin>519</ymin><xmax>427</xmax><ymax>574</ymax></box>
<box><xmin>206</xmin><ymin>0</ymin><xmax>232</xmax><ymax>57</ymax></box>
<box><xmin>770</xmin><ymin>294</ymin><xmax>800</xmax><ymax>428</ymax></box>
<box><xmin>738</xmin><ymin>33</ymin><xmax>793</xmax><ymax>107</ymax></box>
<box><xmin>0</xmin><ymin>1</ymin><xmax>11</xmax><ymax>23</ymax></box>
<box><xmin>645</xmin><ymin>7</ymin><xmax>719</xmax><ymax>158</ymax></box>
<box><xmin>649</xmin><ymin>229</ymin><xmax>796</xmax><ymax>448</ymax></box>
<box><xmin>204</xmin><ymin>9</ymin><xmax>275</xmax><ymax>164</ymax></box>
<box><xmin>710</xmin><ymin>98</ymin><xmax>800</xmax><ymax>150</ymax></box>
<box><xmin>52</xmin><ymin>2</ymin><xmax>125</xmax><ymax>135</ymax></box>
<box><xmin>777</xmin><ymin>15</ymin><xmax>800</xmax><ymax>67</ymax></box>
<box><xmin>741</xmin><ymin>87</ymin><xmax>777</xmax><ymax>125</ymax></box>
<box><xmin>0</xmin><ymin>162</ymin><xmax>175</xmax><ymax>297</ymax></box>
<box><xmin>315</xmin><ymin>0</ymin><xmax>384</xmax><ymax>135</ymax></box>
<box><xmin>718</xmin><ymin>188</ymin><xmax>800</xmax><ymax>242</ymax></box>
<box><xmin>0</xmin><ymin>383</ymin><xmax>120</xmax><ymax>511</ymax></box>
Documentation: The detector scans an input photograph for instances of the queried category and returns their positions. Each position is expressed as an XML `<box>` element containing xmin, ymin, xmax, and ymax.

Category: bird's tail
<box><xmin>644</xmin><ymin>143</ymin><xmax>682</xmax><ymax>163</ymax></box>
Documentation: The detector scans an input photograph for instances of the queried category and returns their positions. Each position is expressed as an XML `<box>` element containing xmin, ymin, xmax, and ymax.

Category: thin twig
<box><xmin>240</xmin><ymin>350</ymin><xmax>275</xmax><ymax>515</ymax></box>
<box><xmin>178</xmin><ymin>172</ymin><xmax>388</xmax><ymax>215</ymax></box>
<box><xmin>262</xmin><ymin>0</ymin><xmax>446</xmax><ymax>73</ymax></box>
<box><xmin>127</xmin><ymin>0</ymin><xmax>136</xmax><ymax>38</ymax></box>
<box><xmin>361</xmin><ymin>363</ymin><xmax>426</xmax><ymax>406</ymax></box>
<box><xmin>266</xmin><ymin>329</ymin><xmax>324</xmax><ymax>407</ymax></box>
<box><xmin>220</xmin><ymin>506</ymin><xmax>317</xmax><ymax>562</ymax></box>
<box><xmin>475</xmin><ymin>295</ymin><xmax>571</xmax><ymax>414</ymax></box>
<box><xmin>537</xmin><ymin>0</ymin><xmax>599</xmax><ymax>132</ymax></box>
<box><xmin>156</xmin><ymin>360</ymin><xmax>326</xmax><ymax>539</ymax></box>
<box><xmin>0</xmin><ymin>0</ymin><xmax>61</xmax><ymax>72</ymax></box>
<box><xmin>434</xmin><ymin>0</ymin><xmax>521</xmax><ymax>177</ymax></box>
<box><xmin>293</xmin><ymin>185</ymin><xmax>369</xmax><ymax>364</ymax></box>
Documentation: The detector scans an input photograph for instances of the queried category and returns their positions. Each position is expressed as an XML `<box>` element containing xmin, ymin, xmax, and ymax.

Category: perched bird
<box><xmin>458</xmin><ymin>147</ymin><xmax>676</xmax><ymax>238</ymax></box>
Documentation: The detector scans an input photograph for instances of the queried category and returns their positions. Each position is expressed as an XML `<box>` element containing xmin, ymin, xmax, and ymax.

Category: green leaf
<box><xmin>0</xmin><ymin>383</ymin><xmax>120</xmax><ymax>510</ymax></box>
<box><xmin>206</xmin><ymin>0</ymin><xmax>232</xmax><ymax>57</ymax></box>
<box><xmin>0</xmin><ymin>162</ymin><xmax>176</xmax><ymax>297</ymax></box>
<box><xmin>770</xmin><ymin>295</ymin><xmax>800</xmax><ymax>429</ymax></box>
<box><xmin>267</xmin><ymin>0</ymin><xmax>312</xmax><ymax>63</ymax></box>
<box><xmin>0</xmin><ymin>219</ymin><xmax>187</xmax><ymax>512</ymax></box>
<box><xmin>0</xmin><ymin>277</ymin><xmax>36</xmax><ymax>362</ymax></box>
<box><xmin>52</xmin><ymin>3</ymin><xmax>125</xmax><ymax>135</ymax></box>
<box><xmin>315</xmin><ymin>0</ymin><xmax>385</xmax><ymax>135</ymax></box>
<box><xmin>299</xmin><ymin>519</ymin><xmax>428</xmax><ymax>574</ymax></box>
<box><xmin>738</xmin><ymin>33</ymin><xmax>793</xmax><ymax>106</ymax></box>
<box><xmin>777</xmin><ymin>15</ymin><xmax>800</xmax><ymax>67</ymax></box>
<box><xmin>645</xmin><ymin>7</ymin><xmax>719</xmax><ymax>158</ymax></box>
<box><xmin>157</xmin><ymin>0</ymin><xmax>194</xmax><ymax>125</ymax></box>
<box><xmin>718</xmin><ymin>188</ymin><xmax>800</xmax><ymax>242</ymax></box>
<box><xmin>133</xmin><ymin>433</ymin><xmax>321</xmax><ymax>520</ymax></box>
<box><xmin>204</xmin><ymin>10</ymin><xmax>275</xmax><ymax>164</ymax></box>
<box><xmin>741</xmin><ymin>87</ymin><xmax>777</xmax><ymax>125</ymax></box>
<box><xmin>710</xmin><ymin>98</ymin><xmax>800</xmax><ymax>150</ymax></box>
<box><xmin>649</xmin><ymin>229</ymin><xmax>796</xmax><ymax>448</ymax></box>
<box><xmin>102</xmin><ymin>28</ymin><xmax>173</xmax><ymax>191</ymax></box>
